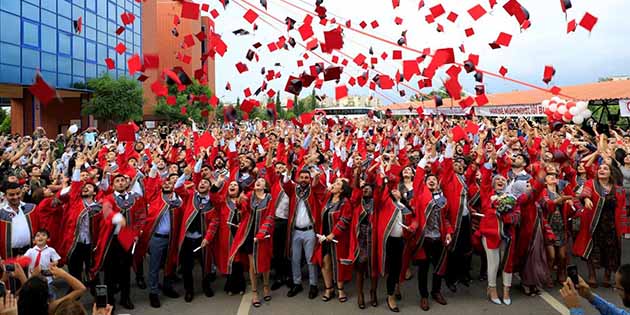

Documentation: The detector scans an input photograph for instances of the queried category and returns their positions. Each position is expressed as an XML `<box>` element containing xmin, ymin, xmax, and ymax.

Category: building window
<box><xmin>0</xmin><ymin>64</ymin><xmax>21</xmax><ymax>83</ymax></box>
<box><xmin>58</xmin><ymin>73</ymin><xmax>72</xmax><ymax>87</ymax></box>
<box><xmin>22</xmin><ymin>48</ymin><xmax>40</xmax><ymax>69</ymax></box>
<box><xmin>0</xmin><ymin>98</ymin><xmax>10</xmax><ymax>106</ymax></box>
<box><xmin>58</xmin><ymin>0</ymin><xmax>71</xmax><ymax>18</ymax></box>
<box><xmin>58</xmin><ymin>56</ymin><xmax>71</xmax><ymax>74</ymax></box>
<box><xmin>41</xmin><ymin>9</ymin><xmax>57</xmax><ymax>27</ymax></box>
<box><xmin>42</xmin><ymin>52</ymin><xmax>57</xmax><ymax>72</ymax></box>
<box><xmin>86</xmin><ymin>0</ymin><xmax>96</xmax><ymax>11</ymax></box>
<box><xmin>73</xmin><ymin>59</ymin><xmax>84</xmax><ymax>76</ymax></box>
<box><xmin>0</xmin><ymin>43</ymin><xmax>20</xmax><ymax>66</ymax></box>
<box><xmin>21</xmin><ymin>67</ymin><xmax>37</xmax><ymax>85</ymax></box>
<box><xmin>58</xmin><ymin>15</ymin><xmax>72</xmax><ymax>33</ymax></box>
<box><xmin>22</xmin><ymin>2</ymin><xmax>40</xmax><ymax>22</ymax></box>
<box><xmin>0</xmin><ymin>0</ymin><xmax>20</xmax><ymax>15</ymax></box>
<box><xmin>41</xmin><ymin>71</ymin><xmax>57</xmax><ymax>86</ymax></box>
<box><xmin>22</xmin><ymin>19</ymin><xmax>40</xmax><ymax>48</ymax></box>
<box><xmin>41</xmin><ymin>25</ymin><xmax>57</xmax><ymax>53</ymax></box>
<box><xmin>72</xmin><ymin>36</ymin><xmax>84</xmax><ymax>59</ymax></box>
<box><xmin>58</xmin><ymin>32</ymin><xmax>72</xmax><ymax>56</ymax></box>
<box><xmin>86</xmin><ymin>62</ymin><xmax>96</xmax><ymax>78</ymax></box>
<box><xmin>42</xmin><ymin>0</ymin><xmax>57</xmax><ymax>13</ymax></box>
<box><xmin>86</xmin><ymin>40</ymin><xmax>96</xmax><ymax>61</ymax></box>
<box><xmin>0</xmin><ymin>12</ymin><xmax>21</xmax><ymax>45</ymax></box>
<box><xmin>97</xmin><ymin>0</ymin><xmax>106</xmax><ymax>17</ymax></box>
<box><xmin>107</xmin><ymin>1</ymin><xmax>116</xmax><ymax>21</ymax></box>
<box><xmin>85</xmin><ymin>11</ymin><xmax>96</xmax><ymax>28</ymax></box>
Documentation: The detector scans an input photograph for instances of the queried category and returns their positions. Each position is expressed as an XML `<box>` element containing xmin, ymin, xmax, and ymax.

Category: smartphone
<box><xmin>567</xmin><ymin>265</ymin><xmax>579</xmax><ymax>285</ymax></box>
<box><xmin>95</xmin><ymin>285</ymin><xmax>108</xmax><ymax>308</ymax></box>
<box><xmin>4</xmin><ymin>264</ymin><xmax>14</xmax><ymax>272</ymax></box>
<box><xmin>41</xmin><ymin>270</ymin><xmax>53</xmax><ymax>277</ymax></box>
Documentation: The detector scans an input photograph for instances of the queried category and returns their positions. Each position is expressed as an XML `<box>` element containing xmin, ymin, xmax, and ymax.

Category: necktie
<box><xmin>34</xmin><ymin>248</ymin><xmax>42</xmax><ymax>268</ymax></box>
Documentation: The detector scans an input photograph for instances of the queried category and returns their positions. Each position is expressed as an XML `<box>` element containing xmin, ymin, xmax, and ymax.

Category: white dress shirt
<box><xmin>295</xmin><ymin>199</ymin><xmax>312</xmax><ymax>229</ymax></box>
<box><xmin>2</xmin><ymin>203</ymin><xmax>32</xmax><ymax>248</ymax></box>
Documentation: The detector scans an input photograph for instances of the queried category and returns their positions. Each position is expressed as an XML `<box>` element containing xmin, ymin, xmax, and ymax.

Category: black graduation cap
<box><xmin>561</xmin><ymin>0</ymin><xmax>572</xmax><ymax>12</ymax></box>
<box><xmin>172</xmin><ymin>66</ymin><xmax>192</xmax><ymax>85</ymax></box>
<box><xmin>285</xmin><ymin>77</ymin><xmax>303</xmax><ymax>95</ymax></box>
<box><xmin>323</xmin><ymin>66</ymin><xmax>343</xmax><ymax>81</ymax></box>
<box><xmin>475</xmin><ymin>84</ymin><xmax>485</xmax><ymax>95</ymax></box>
<box><xmin>369</xmin><ymin>46</ymin><xmax>374</xmax><ymax>55</ymax></box>
<box><xmin>372</xmin><ymin>74</ymin><xmax>381</xmax><ymax>83</ymax></box>
<box><xmin>397</xmin><ymin>37</ymin><xmax>406</xmax><ymax>46</ymax></box>
<box><xmin>314</xmin><ymin>62</ymin><xmax>324</xmax><ymax>74</ymax></box>
<box><xmin>253</xmin><ymin>42</ymin><xmax>262</xmax><ymax>48</ymax></box>
<box><xmin>224</xmin><ymin>105</ymin><xmax>237</xmax><ymax>122</ymax></box>
<box><xmin>463</xmin><ymin>61</ymin><xmax>476</xmax><ymax>73</ymax></box>
<box><xmin>260</xmin><ymin>67</ymin><xmax>266</xmax><ymax>75</ymax></box>
<box><xmin>488</xmin><ymin>42</ymin><xmax>500</xmax><ymax>49</ymax></box>
<box><xmin>300</xmin><ymin>72</ymin><xmax>316</xmax><ymax>87</ymax></box>
<box><xmin>233</xmin><ymin>29</ymin><xmax>250</xmax><ymax>36</ymax></box>
<box><xmin>246</xmin><ymin>49</ymin><xmax>255</xmax><ymax>61</ymax></box>
<box><xmin>253</xmin><ymin>24</ymin><xmax>258</xmax><ymax>31</ymax></box>
<box><xmin>285</xmin><ymin>17</ymin><xmax>297</xmax><ymax>30</ymax></box>
<box><xmin>260</xmin><ymin>0</ymin><xmax>267</xmax><ymax>9</ymax></box>
<box><xmin>288</xmin><ymin>37</ymin><xmax>297</xmax><ymax>48</ymax></box>
<box><xmin>254</xmin><ymin>87</ymin><xmax>262</xmax><ymax>96</ymax></box>
<box><xmin>434</xmin><ymin>95</ymin><xmax>443</xmax><ymax>107</ymax></box>
<box><xmin>171</xmin><ymin>28</ymin><xmax>179</xmax><ymax>37</ymax></box>
<box><xmin>474</xmin><ymin>71</ymin><xmax>483</xmax><ymax>83</ymax></box>
<box><xmin>274</xmin><ymin>63</ymin><xmax>282</xmax><ymax>67</ymax></box>
<box><xmin>73</xmin><ymin>17</ymin><xmax>82</xmax><ymax>34</ymax></box>
<box><xmin>398</xmin><ymin>72</ymin><xmax>404</xmax><ymax>82</ymax></box>
<box><xmin>399</xmin><ymin>90</ymin><xmax>406</xmax><ymax>97</ymax></box>
<box><xmin>316</xmin><ymin>0</ymin><xmax>323</xmax><ymax>5</ymax></box>
<box><xmin>520</xmin><ymin>4</ymin><xmax>530</xmax><ymax>20</ymax></box>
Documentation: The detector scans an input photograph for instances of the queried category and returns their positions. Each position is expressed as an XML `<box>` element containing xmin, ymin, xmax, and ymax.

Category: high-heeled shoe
<box><xmin>502</xmin><ymin>287</ymin><xmax>512</xmax><ymax>306</ymax></box>
<box><xmin>387</xmin><ymin>296</ymin><xmax>400</xmax><ymax>313</ymax></box>
<box><xmin>369</xmin><ymin>290</ymin><xmax>378</xmax><ymax>307</ymax></box>
<box><xmin>358</xmin><ymin>292</ymin><xmax>365</xmax><ymax>309</ymax></box>
<box><xmin>487</xmin><ymin>287</ymin><xmax>501</xmax><ymax>305</ymax></box>
<box><xmin>251</xmin><ymin>290</ymin><xmax>261</xmax><ymax>308</ymax></box>
<box><xmin>322</xmin><ymin>287</ymin><xmax>335</xmax><ymax>302</ymax></box>
<box><xmin>263</xmin><ymin>285</ymin><xmax>272</xmax><ymax>301</ymax></box>
<box><xmin>337</xmin><ymin>286</ymin><xmax>348</xmax><ymax>303</ymax></box>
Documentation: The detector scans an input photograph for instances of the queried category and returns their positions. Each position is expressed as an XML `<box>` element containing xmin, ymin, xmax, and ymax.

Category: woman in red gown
<box><xmin>228</xmin><ymin>178</ymin><xmax>276</xmax><ymax>307</ymax></box>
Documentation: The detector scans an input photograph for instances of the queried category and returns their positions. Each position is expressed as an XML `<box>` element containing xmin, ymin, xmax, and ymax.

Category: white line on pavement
<box><xmin>237</xmin><ymin>292</ymin><xmax>253</xmax><ymax>315</ymax></box>
<box><xmin>539</xmin><ymin>290</ymin><xmax>570</xmax><ymax>315</ymax></box>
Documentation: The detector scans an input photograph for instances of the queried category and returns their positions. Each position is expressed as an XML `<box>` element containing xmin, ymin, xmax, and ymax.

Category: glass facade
<box><xmin>0</xmin><ymin>0</ymin><xmax>141</xmax><ymax>88</ymax></box>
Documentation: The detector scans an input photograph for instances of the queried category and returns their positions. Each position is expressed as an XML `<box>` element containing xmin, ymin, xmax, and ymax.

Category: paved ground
<box><xmin>72</xmin><ymin>239</ymin><xmax>630</xmax><ymax>315</ymax></box>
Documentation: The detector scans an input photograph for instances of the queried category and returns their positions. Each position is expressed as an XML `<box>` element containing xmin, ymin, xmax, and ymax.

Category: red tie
<box><xmin>34</xmin><ymin>249</ymin><xmax>42</xmax><ymax>268</ymax></box>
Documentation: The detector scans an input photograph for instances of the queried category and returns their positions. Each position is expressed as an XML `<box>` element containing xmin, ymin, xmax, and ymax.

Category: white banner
<box><xmin>620</xmin><ymin>99</ymin><xmax>630</xmax><ymax>117</ymax></box>
<box><xmin>474</xmin><ymin>104</ymin><xmax>545</xmax><ymax>117</ymax></box>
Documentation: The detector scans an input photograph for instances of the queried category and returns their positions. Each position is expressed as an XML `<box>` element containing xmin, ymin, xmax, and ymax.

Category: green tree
<box><xmin>155</xmin><ymin>80</ymin><xmax>214</xmax><ymax>123</ymax></box>
<box><xmin>81</xmin><ymin>74</ymin><xmax>144</xmax><ymax>124</ymax></box>
<box><xmin>0</xmin><ymin>108</ymin><xmax>10</xmax><ymax>134</ymax></box>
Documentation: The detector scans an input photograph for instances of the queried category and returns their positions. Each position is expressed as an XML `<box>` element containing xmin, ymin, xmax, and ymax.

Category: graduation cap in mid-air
<box><xmin>233</xmin><ymin>29</ymin><xmax>250</xmax><ymax>36</ymax></box>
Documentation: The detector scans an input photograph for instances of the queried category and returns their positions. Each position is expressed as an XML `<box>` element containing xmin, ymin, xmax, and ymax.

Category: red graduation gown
<box><xmin>90</xmin><ymin>192</ymin><xmax>146</xmax><ymax>277</ymax></box>
<box><xmin>227</xmin><ymin>192</ymin><xmax>276</xmax><ymax>274</ymax></box>
<box><xmin>174</xmin><ymin>187</ymin><xmax>219</xmax><ymax>275</ymax></box>
<box><xmin>35</xmin><ymin>197</ymin><xmax>63</xmax><ymax>250</ymax></box>
<box><xmin>313</xmin><ymin>195</ymin><xmax>353</xmax><ymax>283</ymax></box>
<box><xmin>573</xmin><ymin>179</ymin><xmax>626</xmax><ymax>259</ymax></box>
<box><xmin>343</xmin><ymin>188</ymin><xmax>379</xmax><ymax>278</ymax></box>
<box><xmin>0</xmin><ymin>202</ymin><xmax>38</xmax><ymax>259</ymax></box>
<box><xmin>282</xmin><ymin>177</ymin><xmax>327</xmax><ymax>258</ymax></box>
<box><xmin>440</xmin><ymin>158</ymin><xmax>476</xmax><ymax>251</ymax></box>
<box><xmin>58</xmin><ymin>181</ymin><xmax>103</xmax><ymax>265</ymax></box>
<box><xmin>215</xmin><ymin>196</ymin><xmax>242</xmax><ymax>275</ymax></box>
<box><xmin>134</xmin><ymin>176</ymin><xmax>183</xmax><ymax>276</ymax></box>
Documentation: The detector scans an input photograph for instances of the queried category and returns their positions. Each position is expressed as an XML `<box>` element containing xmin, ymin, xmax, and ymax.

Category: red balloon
<box><xmin>566</xmin><ymin>101</ymin><xmax>576</xmax><ymax>108</ymax></box>
<box><xmin>563</xmin><ymin>111</ymin><xmax>573</xmax><ymax>120</ymax></box>
<box><xmin>545</xmin><ymin>108</ymin><xmax>553</xmax><ymax>117</ymax></box>
<box><xmin>553</xmin><ymin>112</ymin><xmax>563</xmax><ymax>121</ymax></box>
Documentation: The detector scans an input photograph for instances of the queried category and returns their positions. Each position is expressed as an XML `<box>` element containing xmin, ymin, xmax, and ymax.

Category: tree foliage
<box><xmin>155</xmin><ymin>80</ymin><xmax>214</xmax><ymax>123</ymax></box>
<box><xmin>81</xmin><ymin>74</ymin><xmax>144</xmax><ymax>124</ymax></box>
<box><xmin>0</xmin><ymin>109</ymin><xmax>10</xmax><ymax>135</ymax></box>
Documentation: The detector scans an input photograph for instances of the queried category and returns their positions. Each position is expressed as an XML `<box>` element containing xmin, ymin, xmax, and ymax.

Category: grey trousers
<box><xmin>291</xmin><ymin>229</ymin><xmax>319</xmax><ymax>286</ymax></box>
<box><xmin>148</xmin><ymin>235</ymin><xmax>174</xmax><ymax>295</ymax></box>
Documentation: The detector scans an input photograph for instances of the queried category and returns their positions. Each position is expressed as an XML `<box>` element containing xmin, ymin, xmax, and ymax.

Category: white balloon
<box><xmin>551</xmin><ymin>96</ymin><xmax>562</xmax><ymax>103</ymax></box>
<box><xmin>68</xmin><ymin>124</ymin><xmax>78</xmax><ymax>134</ymax></box>
<box><xmin>557</xmin><ymin>105</ymin><xmax>567</xmax><ymax>115</ymax></box>
<box><xmin>549</xmin><ymin>103</ymin><xmax>558</xmax><ymax>112</ymax></box>
<box><xmin>577</xmin><ymin>101</ymin><xmax>588</xmax><ymax>111</ymax></box>
<box><xmin>541</xmin><ymin>100</ymin><xmax>550</xmax><ymax>108</ymax></box>
<box><xmin>582</xmin><ymin>109</ymin><xmax>592</xmax><ymax>118</ymax></box>
<box><xmin>573</xmin><ymin>115</ymin><xmax>585</xmax><ymax>124</ymax></box>
<box><xmin>569</xmin><ymin>106</ymin><xmax>579</xmax><ymax>116</ymax></box>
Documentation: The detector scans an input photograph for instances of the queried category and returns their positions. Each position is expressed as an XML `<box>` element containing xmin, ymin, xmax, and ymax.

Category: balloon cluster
<box><xmin>542</xmin><ymin>97</ymin><xmax>591</xmax><ymax>125</ymax></box>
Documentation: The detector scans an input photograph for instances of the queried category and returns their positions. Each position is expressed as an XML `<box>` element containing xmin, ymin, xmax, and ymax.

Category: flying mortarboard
<box><xmin>468</xmin><ymin>4</ymin><xmax>487</xmax><ymax>20</ymax></box>
<box><xmin>181</xmin><ymin>1</ymin><xmax>200</xmax><ymax>20</ymax></box>
<box><xmin>29</xmin><ymin>73</ymin><xmax>57</xmax><ymax>106</ymax></box>
<box><xmin>233</xmin><ymin>29</ymin><xmax>250</xmax><ymax>36</ymax></box>
<box><xmin>73</xmin><ymin>16</ymin><xmax>82</xmax><ymax>34</ymax></box>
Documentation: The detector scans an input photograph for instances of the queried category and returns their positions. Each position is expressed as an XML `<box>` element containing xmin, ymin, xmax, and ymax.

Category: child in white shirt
<box><xmin>24</xmin><ymin>228</ymin><xmax>60</xmax><ymax>285</ymax></box>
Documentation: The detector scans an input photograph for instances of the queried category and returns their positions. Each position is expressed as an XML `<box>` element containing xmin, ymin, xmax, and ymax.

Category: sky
<box><xmin>199</xmin><ymin>0</ymin><xmax>630</xmax><ymax>105</ymax></box>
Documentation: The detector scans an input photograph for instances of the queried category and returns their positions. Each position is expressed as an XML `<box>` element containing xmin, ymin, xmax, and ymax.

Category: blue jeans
<box><xmin>148</xmin><ymin>235</ymin><xmax>173</xmax><ymax>295</ymax></box>
<box><xmin>291</xmin><ymin>229</ymin><xmax>318</xmax><ymax>286</ymax></box>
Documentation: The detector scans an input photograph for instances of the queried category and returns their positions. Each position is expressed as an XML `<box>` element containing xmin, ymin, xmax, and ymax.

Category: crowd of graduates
<box><xmin>1</xmin><ymin>113</ymin><xmax>630</xmax><ymax>314</ymax></box>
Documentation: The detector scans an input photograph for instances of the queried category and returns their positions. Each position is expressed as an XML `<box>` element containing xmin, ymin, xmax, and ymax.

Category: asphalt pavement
<box><xmin>72</xmin><ymin>239</ymin><xmax>630</xmax><ymax>315</ymax></box>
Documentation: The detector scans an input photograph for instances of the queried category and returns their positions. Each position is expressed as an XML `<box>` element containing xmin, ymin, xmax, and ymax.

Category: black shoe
<box><xmin>308</xmin><ymin>285</ymin><xmax>318</xmax><ymax>299</ymax></box>
<box><xmin>136</xmin><ymin>277</ymin><xmax>147</xmax><ymax>290</ymax></box>
<box><xmin>203</xmin><ymin>286</ymin><xmax>215</xmax><ymax>297</ymax></box>
<box><xmin>149</xmin><ymin>293</ymin><xmax>161</xmax><ymax>308</ymax></box>
<box><xmin>163</xmin><ymin>287</ymin><xmax>180</xmax><ymax>299</ymax></box>
<box><xmin>287</xmin><ymin>284</ymin><xmax>303</xmax><ymax>297</ymax></box>
<box><xmin>119</xmin><ymin>297</ymin><xmax>135</xmax><ymax>310</ymax></box>
<box><xmin>271</xmin><ymin>280</ymin><xmax>285</xmax><ymax>291</ymax></box>
<box><xmin>185</xmin><ymin>291</ymin><xmax>194</xmax><ymax>303</ymax></box>
<box><xmin>479</xmin><ymin>273</ymin><xmax>488</xmax><ymax>281</ymax></box>
<box><xmin>447</xmin><ymin>283</ymin><xmax>457</xmax><ymax>293</ymax></box>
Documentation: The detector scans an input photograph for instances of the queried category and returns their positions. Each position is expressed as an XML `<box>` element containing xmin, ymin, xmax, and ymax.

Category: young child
<box><xmin>24</xmin><ymin>228</ymin><xmax>61</xmax><ymax>279</ymax></box>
